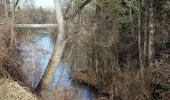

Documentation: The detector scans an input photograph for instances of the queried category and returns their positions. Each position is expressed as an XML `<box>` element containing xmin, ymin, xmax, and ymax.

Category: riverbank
<box><xmin>71</xmin><ymin>66</ymin><xmax>170</xmax><ymax>100</ymax></box>
<box><xmin>71</xmin><ymin>68</ymin><xmax>114</xmax><ymax>97</ymax></box>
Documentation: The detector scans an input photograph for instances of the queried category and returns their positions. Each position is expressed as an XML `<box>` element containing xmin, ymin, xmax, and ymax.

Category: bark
<box><xmin>143</xmin><ymin>0</ymin><xmax>148</xmax><ymax>66</ymax></box>
<box><xmin>14</xmin><ymin>0</ymin><xmax>19</xmax><ymax>9</ymax></box>
<box><xmin>10</xmin><ymin>0</ymin><xmax>15</xmax><ymax>45</ymax></box>
<box><xmin>5</xmin><ymin>0</ymin><xmax>10</xmax><ymax>18</ymax></box>
<box><xmin>138</xmin><ymin>0</ymin><xmax>142</xmax><ymax>68</ymax></box>
<box><xmin>138</xmin><ymin>0</ymin><xmax>146</xmax><ymax>94</ymax></box>
<box><xmin>65</xmin><ymin>0</ymin><xmax>92</xmax><ymax>20</ymax></box>
<box><xmin>36</xmin><ymin>0</ymin><xmax>66</xmax><ymax>91</ymax></box>
<box><xmin>148</xmin><ymin>0</ymin><xmax>155</xmax><ymax>67</ymax></box>
<box><xmin>129</xmin><ymin>0</ymin><xmax>134</xmax><ymax>34</ymax></box>
<box><xmin>5</xmin><ymin>0</ymin><xmax>8</xmax><ymax>18</ymax></box>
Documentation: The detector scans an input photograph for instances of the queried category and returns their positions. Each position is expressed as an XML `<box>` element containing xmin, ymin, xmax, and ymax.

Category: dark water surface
<box><xmin>18</xmin><ymin>31</ymin><xmax>96</xmax><ymax>100</ymax></box>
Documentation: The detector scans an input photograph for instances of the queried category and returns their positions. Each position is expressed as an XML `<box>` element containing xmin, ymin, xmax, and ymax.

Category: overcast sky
<box><xmin>34</xmin><ymin>0</ymin><xmax>55</xmax><ymax>9</ymax></box>
<box><xmin>17</xmin><ymin>0</ymin><xmax>68</xmax><ymax>9</ymax></box>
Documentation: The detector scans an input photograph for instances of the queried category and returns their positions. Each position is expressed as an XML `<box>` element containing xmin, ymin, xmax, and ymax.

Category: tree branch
<box><xmin>15</xmin><ymin>0</ymin><xmax>20</xmax><ymax>9</ymax></box>
<box><xmin>65</xmin><ymin>0</ymin><xmax>92</xmax><ymax>20</ymax></box>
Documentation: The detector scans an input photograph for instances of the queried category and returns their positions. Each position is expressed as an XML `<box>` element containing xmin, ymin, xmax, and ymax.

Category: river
<box><xmin>18</xmin><ymin>31</ymin><xmax>96</xmax><ymax>100</ymax></box>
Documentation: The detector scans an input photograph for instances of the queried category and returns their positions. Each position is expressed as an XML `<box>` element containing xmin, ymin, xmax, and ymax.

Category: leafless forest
<box><xmin>0</xmin><ymin>0</ymin><xmax>170</xmax><ymax>100</ymax></box>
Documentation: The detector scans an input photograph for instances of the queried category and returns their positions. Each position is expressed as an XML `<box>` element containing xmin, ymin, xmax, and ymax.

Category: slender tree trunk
<box><xmin>138</xmin><ymin>0</ymin><xmax>142</xmax><ymax>72</ymax></box>
<box><xmin>36</xmin><ymin>0</ymin><xmax>66</xmax><ymax>91</ymax></box>
<box><xmin>148</xmin><ymin>0</ymin><xmax>155</xmax><ymax>67</ymax></box>
<box><xmin>6</xmin><ymin>0</ymin><xmax>11</xmax><ymax>17</ymax></box>
<box><xmin>5</xmin><ymin>0</ymin><xmax>9</xmax><ymax>18</ymax></box>
<box><xmin>143</xmin><ymin>0</ymin><xmax>148</xmax><ymax>66</ymax></box>
<box><xmin>129</xmin><ymin>1</ymin><xmax>134</xmax><ymax>34</ymax></box>
<box><xmin>138</xmin><ymin>0</ymin><xmax>146</xmax><ymax>94</ymax></box>
<box><xmin>95</xmin><ymin>1</ymin><xmax>99</xmax><ymax>73</ymax></box>
<box><xmin>10</xmin><ymin>0</ymin><xmax>15</xmax><ymax>45</ymax></box>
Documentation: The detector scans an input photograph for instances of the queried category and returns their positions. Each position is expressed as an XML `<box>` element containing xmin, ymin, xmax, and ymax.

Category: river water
<box><xmin>18</xmin><ymin>31</ymin><xmax>96</xmax><ymax>100</ymax></box>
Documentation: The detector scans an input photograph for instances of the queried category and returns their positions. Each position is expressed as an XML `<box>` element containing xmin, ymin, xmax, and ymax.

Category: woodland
<box><xmin>0</xmin><ymin>0</ymin><xmax>170</xmax><ymax>100</ymax></box>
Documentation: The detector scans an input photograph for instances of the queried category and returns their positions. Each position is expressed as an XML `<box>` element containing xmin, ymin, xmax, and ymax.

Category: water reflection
<box><xmin>19</xmin><ymin>31</ymin><xmax>96</xmax><ymax>100</ymax></box>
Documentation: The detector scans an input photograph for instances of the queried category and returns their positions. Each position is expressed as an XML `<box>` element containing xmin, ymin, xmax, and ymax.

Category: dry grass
<box><xmin>72</xmin><ymin>68</ymin><xmax>138</xmax><ymax>99</ymax></box>
<box><xmin>0</xmin><ymin>19</ymin><xmax>27</xmax><ymax>83</ymax></box>
<box><xmin>0</xmin><ymin>78</ymin><xmax>37</xmax><ymax>100</ymax></box>
<box><xmin>0</xmin><ymin>9</ymin><xmax>36</xmax><ymax>100</ymax></box>
<box><xmin>71</xmin><ymin>68</ymin><xmax>99</xmax><ymax>87</ymax></box>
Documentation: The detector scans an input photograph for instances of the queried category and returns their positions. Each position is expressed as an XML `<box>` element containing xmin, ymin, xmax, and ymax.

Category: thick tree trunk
<box><xmin>36</xmin><ymin>0</ymin><xmax>66</xmax><ymax>91</ymax></box>
<box><xmin>148</xmin><ymin>0</ymin><xmax>155</xmax><ymax>67</ymax></box>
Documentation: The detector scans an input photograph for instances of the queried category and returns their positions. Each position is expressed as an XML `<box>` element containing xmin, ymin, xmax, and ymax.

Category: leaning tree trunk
<box><xmin>148</xmin><ymin>0</ymin><xmax>155</xmax><ymax>67</ymax></box>
<box><xmin>36</xmin><ymin>0</ymin><xmax>66</xmax><ymax>91</ymax></box>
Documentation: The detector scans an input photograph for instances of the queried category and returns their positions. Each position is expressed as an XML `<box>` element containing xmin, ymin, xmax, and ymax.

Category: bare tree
<box><xmin>36</xmin><ymin>0</ymin><xmax>66</xmax><ymax>91</ymax></box>
<box><xmin>36</xmin><ymin>0</ymin><xmax>92</xmax><ymax>91</ymax></box>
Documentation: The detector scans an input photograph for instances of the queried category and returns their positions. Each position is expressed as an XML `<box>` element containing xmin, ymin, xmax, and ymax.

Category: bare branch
<box><xmin>15</xmin><ymin>0</ymin><xmax>20</xmax><ymax>7</ymax></box>
<box><xmin>65</xmin><ymin>0</ymin><xmax>92</xmax><ymax>20</ymax></box>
